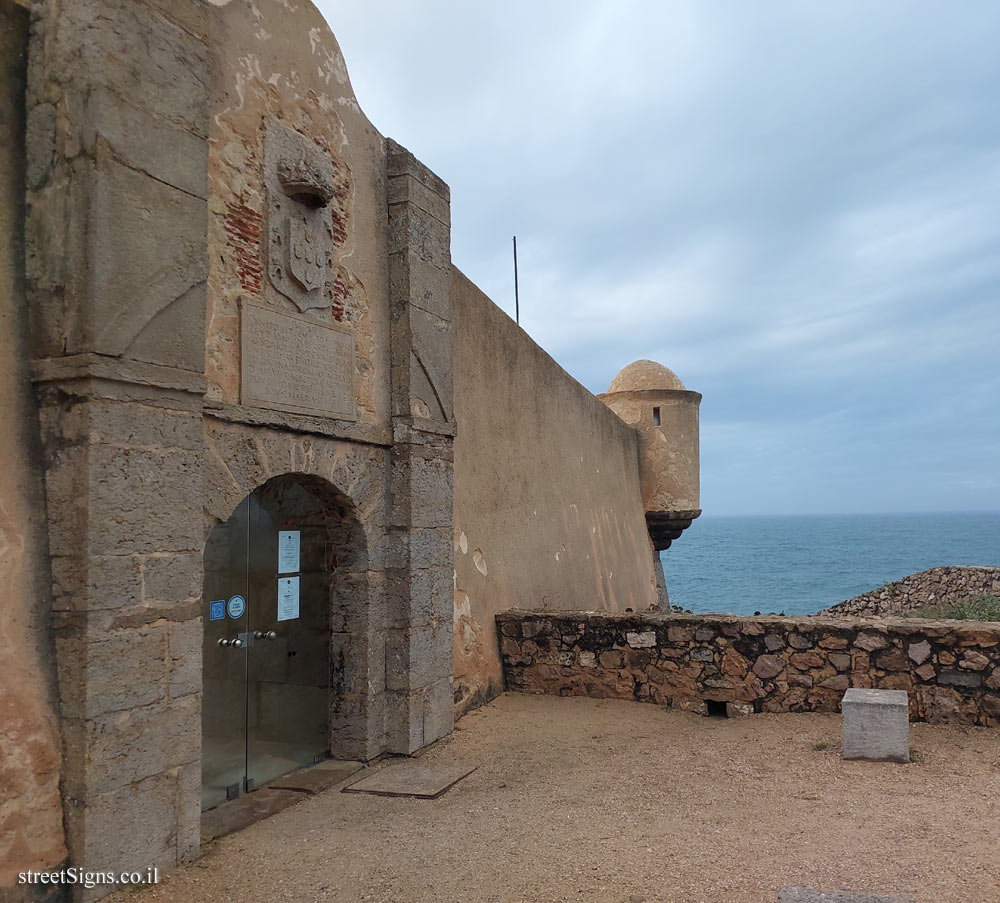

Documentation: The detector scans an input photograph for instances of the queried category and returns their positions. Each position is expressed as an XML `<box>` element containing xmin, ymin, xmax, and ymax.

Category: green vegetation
<box><xmin>902</xmin><ymin>593</ymin><xmax>1000</xmax><ymax>622</ymax></box>
<box><xmin>812</xmin><ymin>741</ymin><xmax>829</xmax><ymax>751</ymax></box>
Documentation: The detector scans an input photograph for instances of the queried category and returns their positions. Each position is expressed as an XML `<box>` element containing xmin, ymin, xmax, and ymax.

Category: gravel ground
<box><xmin>115</xmin><ymin>693</ymin><xmax>1000</xmax><ymax>903</ymax></box>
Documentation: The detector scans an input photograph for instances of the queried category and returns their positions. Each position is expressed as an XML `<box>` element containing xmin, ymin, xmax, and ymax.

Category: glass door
<box><xmin>245</xmin><ymin>479</ymin><xmax>330</xmax><ymax>791</ymax></box>
<box><xmin>202</xmin><ymin>477</ymin><xmax>331</xmax><ymax>810</ymax></box>
<box><xmin>201</xmin><ymin>496</ymin><xmax>250</xmax><ymax>811</ymax></box>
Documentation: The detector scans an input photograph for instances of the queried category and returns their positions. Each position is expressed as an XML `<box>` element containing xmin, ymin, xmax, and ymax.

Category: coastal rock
<box><xmin>823</xmin><ymin>566</ymin><xmax>1000</xmax><ymax>618</ymax></box>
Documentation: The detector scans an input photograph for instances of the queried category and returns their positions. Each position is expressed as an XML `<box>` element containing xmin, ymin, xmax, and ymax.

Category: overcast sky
<box><xmin>320</xmin><ymin>0</ymin><xmax>1000</xmax><ymax>516</ymax></box>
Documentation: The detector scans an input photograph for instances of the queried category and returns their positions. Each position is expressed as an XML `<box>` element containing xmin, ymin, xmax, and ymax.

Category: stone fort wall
<box><xmin>498</xmin><ymin>610</ymin><xmax>1000</xmax><ymax>726</ymax></box>
<box><xmin>0</xmin><ymin>0</ymin><xmax>664</xmax><ymax>891</ymax></box>
<box><xmin>452</xmin><ymin>272</ymin><xmax>660</xmax><ymax>715</ymax></box>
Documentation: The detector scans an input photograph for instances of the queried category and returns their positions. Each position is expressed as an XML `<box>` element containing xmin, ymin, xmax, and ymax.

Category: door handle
<box><xmin>218</xmin><ymin>637</ymin><xmax>243</xmax><ymax>648</ymax></box>
<box><xmin>254</xmin><ymin>630</ymin><xmax>277</xmax><ymax>640</ymax></box>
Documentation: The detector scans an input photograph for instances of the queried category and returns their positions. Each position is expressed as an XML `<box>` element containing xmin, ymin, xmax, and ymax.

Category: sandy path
<box><xmin>114</xmin><ymin>693</ymin><xmax>1000</xmax><ymax>903</ymax></box>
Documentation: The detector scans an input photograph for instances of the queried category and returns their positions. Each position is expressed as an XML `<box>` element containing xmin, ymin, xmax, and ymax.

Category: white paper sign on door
<box><xmin>277</xmin><ymin>530</ymin><xmax>300</xmax><ymax>574</ymax></box>
<box><xmin>277</xmin><ymin>576</ymin><xmax>300</xmax><ymax>621</ymax></box>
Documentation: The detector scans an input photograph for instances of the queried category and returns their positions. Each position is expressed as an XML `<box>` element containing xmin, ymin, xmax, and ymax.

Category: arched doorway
<box><xmin>201</xmin><ymin>474</ymin><xmax>365</xmax><ymax>810</ymax></box>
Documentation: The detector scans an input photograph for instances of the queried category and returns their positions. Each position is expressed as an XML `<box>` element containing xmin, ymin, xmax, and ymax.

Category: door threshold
<box><xmin>200</xmin><ymin>759</ymin><xmax>364</xmax><ymax>844</ymax></box>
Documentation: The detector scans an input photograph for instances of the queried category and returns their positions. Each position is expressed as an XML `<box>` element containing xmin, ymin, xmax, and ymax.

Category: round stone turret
<box><xmin>599</xmin><ymin>360</ymin><xmax>701</xmax><ymax>550</ymax></box>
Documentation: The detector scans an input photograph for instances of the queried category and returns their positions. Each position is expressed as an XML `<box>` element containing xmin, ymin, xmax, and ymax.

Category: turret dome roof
<box><xmin>607</xmin><ymin>360</ymin><xmax>686</xmax><ymax>393</ymax></box>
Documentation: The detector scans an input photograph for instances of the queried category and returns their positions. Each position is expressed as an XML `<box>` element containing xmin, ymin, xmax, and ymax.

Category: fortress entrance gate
<box><xmin>202</xmin><ymin>475</ymin><xmax>357</xmax><ymax>810</ymax></box>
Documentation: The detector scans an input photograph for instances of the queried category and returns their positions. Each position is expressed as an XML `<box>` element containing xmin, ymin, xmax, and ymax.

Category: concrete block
<box><xmin>841</xmin><ymin>688</ymin><xmax>909</xmax><ymax>763</ymax></box>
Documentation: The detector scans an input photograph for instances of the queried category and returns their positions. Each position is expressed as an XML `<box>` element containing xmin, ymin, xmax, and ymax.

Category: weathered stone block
<box><xmin>841</xmin><ymin>688</ymin><xmax>909</xmax><ymax>763</ymax></box>
<box><xmin>938</xmin><ymin>669</ymin><xmax>981</xmax><ymax>688</ymax></box>
<box><xmin>88</xmin><ymin>445</ymin><xmax>202</xmax><ymax>555</ymax></box>
<box><xmin>626</xmin><ymin>631</ymin><xmax>656</xmax><ymax>649</ymax></box>
<box><xmin>753</xmin><ymin>654</ymin><xmax>785</xmax><ymax>679</ymax></box>
<box><xmin>387</xmin><ymin>172</ymin><xmax>450</xmax><ymax>227</ymax></box>
<box><xmin>61</xmin><ymin>694</ymin><xmax>199</xmax><ymax>798</ymax></box>
<box><xmin>422</xmin><ymin>677</ymin><xmax>454</xmax><ymax>746</ymax></box>
<box><xmin>89</xmin><ymin>400</ymin><xmax>203</xmax><ymax>451</ymax></box>
<box><xmin>407</xmin><ymin>452</ymin><xmax>453</xmax><ymax>527</ymax></box>
<box><xmin>57</xmin><ymin>627</ymin><xmax>168</xmax><ymax>719</ymax></box>
<box><xmin>51</xmin><ymin>553</ymin><xmax>142</xmax><ymax>611</ymax></box>
<box><xmin>86</xmin><ymin>154</ymin><xmax>207</xmax><ymax>364</ymax></box>
<box><xmin>959</xmin><ymin>649</ymin><xmax>990</xmax><ymax>671</ymax></box>
<box><xmin>906</xmin><ymin>639</ymin><xmax>931</xmax><ymax>665</ymax></box>
<box><xmin>52</xmin><ymin>0</ymin><xmax>210</xmax><ymax>136</ymax></box>
<box><xmin>85</xmin><ymin>86</ymin><xmax>207</xmax><ymax>199</ymax></box>
<box><xmin>67</xmin><ymin>769</ymin><xmax>185</xmax><ymax>887</ymax></box>
<box><xmin>917</xmin><ymin>685</ymin><xmax>978</xmax><ymax>724</ymax></box>
<box><xmin>407</xmin><ymin>528</ymin><xmax>452</xmax><ymax>569</ymax></box>
<box><xmin>168</xmin><ymin>620</ymin><xmax>201</xmax><ymax>699</ymax></box>
<box><xmin>872</xmin><ymin>646</ymin><xmax>908</xmax><ymax>671</ymax></box>
<box><xmin>854</xmin><ymin>632</ymin><xmax>888</xmax><ymax>652</ymax></box>
<box><xmin>143</xmin><ymin>553</ymin><xmax>202</xmax><ymax>603</ymax></box>
<box><xmin>390</xmin><ymin>249</ymin><xmax>453</xmax><ymax>322</ymax></box>
<box><xmin>790</xmin><ymin>651</ymin><xmax>823</xmax><ymax>670</ymax></box>
<box><xmin>667</xmin><ymin>625</ymin><xmax>694</xmax><ymax>643</ymax></box>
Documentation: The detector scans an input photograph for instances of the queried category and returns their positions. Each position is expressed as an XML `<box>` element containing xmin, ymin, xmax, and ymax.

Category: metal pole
<box><xmin>513</xmin><ymin>235</ymin><xmax>519</xmax><ymax>325</ymax></box>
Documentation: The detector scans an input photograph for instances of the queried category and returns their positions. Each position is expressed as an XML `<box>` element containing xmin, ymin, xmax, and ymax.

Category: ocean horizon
<box><xmin>659</xmin><ymin>511</ymin><xmax>1000</xmax><ymax>617</ymax></box>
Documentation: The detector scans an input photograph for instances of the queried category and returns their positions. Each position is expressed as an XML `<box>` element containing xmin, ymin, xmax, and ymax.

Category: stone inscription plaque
<box><xmin>240</xmin><ymin>302</ymin><xmax>355</xmax><ymax>420</ymax></box>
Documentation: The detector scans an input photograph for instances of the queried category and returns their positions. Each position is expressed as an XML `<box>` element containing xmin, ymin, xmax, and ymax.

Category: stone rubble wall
<box><xmin>497</xmin><ymin>610</ymin><xmax>1000</xmax><ymax>725</ymax></box>
<box><xmin>823</xmin><ymin>566</ymin><xmax>1000</xmax><ymax>617</ymax></box>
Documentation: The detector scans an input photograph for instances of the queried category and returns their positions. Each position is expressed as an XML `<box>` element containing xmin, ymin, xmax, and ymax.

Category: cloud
<box><xmin>322</xmin><ymin>0</ymin><xmax>1000</xmax><ymax>514</ymax></box>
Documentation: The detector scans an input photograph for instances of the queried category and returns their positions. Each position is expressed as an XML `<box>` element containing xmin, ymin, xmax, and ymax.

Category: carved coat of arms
<box><xmin>264</xmin><ymin>122</ymin><xmax>337</xmax><ymax>313</ymax></box>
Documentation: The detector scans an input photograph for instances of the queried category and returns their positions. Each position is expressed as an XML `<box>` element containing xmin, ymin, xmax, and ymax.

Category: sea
<box><xmin>659</xmin><ymin>512</ymin><xmax>1000</xmax><ymax>617</ymax></box>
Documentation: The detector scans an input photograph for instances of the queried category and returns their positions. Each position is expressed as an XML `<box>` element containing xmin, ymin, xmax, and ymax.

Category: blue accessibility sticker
<box><xmin>227</xmin><ymin>594</ymin><xmax>246</xmax><ymax>619</ymax></box>
<box><xmin>209</xmin><ymin>600</ymin><xmax>226</xmax><ymax>621</ymax></box>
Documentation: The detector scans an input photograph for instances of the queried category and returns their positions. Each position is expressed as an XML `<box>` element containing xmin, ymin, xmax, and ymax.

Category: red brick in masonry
<box><xmin>224</xmin><ymin>202</ymin><xmax>263</xmax><ymax>293</ymax></box>
<box><xmin>331</xmin><ymin>209</ymin><xmax>348</xmax><ymax>248</ymax></box>
<box><xmin>331</xmin><ymin>273</ymin><xmax>347</xmax><ymax>321</ymax></box>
